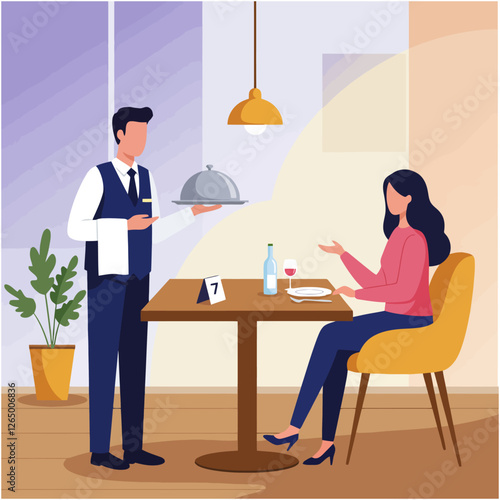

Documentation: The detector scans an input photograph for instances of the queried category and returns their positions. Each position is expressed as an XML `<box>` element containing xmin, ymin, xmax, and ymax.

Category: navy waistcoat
<box><xmin>84</xmin><ymin>161</ymin><xmax>152</xmax><ymax>280</ymax></box>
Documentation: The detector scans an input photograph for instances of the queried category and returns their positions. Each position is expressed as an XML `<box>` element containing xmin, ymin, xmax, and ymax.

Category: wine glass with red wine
<box><xmin>283</xmin><ymin>259</ymin><xmax>297</xmax><ymax>291</ymax></box>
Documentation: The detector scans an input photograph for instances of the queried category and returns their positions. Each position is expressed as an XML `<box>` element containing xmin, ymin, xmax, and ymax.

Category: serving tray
<box><xmin>172</xmin><ymin>200</ymin><xmax>248</xmax><ymax>205</ymax></box>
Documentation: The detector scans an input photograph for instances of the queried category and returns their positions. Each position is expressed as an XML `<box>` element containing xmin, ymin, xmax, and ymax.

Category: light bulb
<box><xmin>244</xmin><ymin>124</ymin><xmax>267</xmax><ymax>136</ymax></box>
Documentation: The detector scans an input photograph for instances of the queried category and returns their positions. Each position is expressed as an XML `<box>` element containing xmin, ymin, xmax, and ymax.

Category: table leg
<box><xmin>238</xmin><ymin>316</ymin><xmax>257</xmax><ymax>453</ymax></box>
<box><xmin>195</xmin><ymin>319</ymin><xmax>299</xmax><ymax>473</ymax></box>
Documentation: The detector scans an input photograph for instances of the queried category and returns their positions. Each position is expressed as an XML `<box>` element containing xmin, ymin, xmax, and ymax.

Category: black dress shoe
<box><xmin>124</xmin><ymin>449</ymin><xmax>165</xmax><ymax>466</ymax></box>
<box><xmin>90</xmin><ymin>452</ymin><xmax>129</xmax><ymax>470</ymax></box>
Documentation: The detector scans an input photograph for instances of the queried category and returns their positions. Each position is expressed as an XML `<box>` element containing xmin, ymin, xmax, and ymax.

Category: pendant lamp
<box><xmin>227</xmin><ymin>1</ymin><xmax>283</xmax><ymax>135</ymax></box>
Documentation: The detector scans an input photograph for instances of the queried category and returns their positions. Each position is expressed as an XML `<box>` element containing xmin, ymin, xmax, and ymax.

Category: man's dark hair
<box><xmin>112</xmin><ymin>107</ymin><xmax>153</xmax><ymax>144</ymax></box>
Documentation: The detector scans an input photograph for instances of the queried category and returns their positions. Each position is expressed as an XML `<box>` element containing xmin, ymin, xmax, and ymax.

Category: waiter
<box><xmin>68</xmin><ymin>107</ymin><xmax>220</xmax><ymax>470</ymax></box>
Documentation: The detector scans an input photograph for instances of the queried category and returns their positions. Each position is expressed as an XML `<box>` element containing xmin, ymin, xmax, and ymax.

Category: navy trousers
<box><xmin>290</xmin><ymin>311</ymin><xmax>433</xmax><ymax>441</ymax></box>
<box><xmin>87</xmin><ymin>273</ymin><xmax>149</xmax><ymax>453</ymax></box>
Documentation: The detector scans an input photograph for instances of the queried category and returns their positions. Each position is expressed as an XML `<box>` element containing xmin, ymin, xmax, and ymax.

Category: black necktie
<box><xmin>127</xmin><ymin>169</ymin><xmax>138</xmax><ymax>206</ymax></box>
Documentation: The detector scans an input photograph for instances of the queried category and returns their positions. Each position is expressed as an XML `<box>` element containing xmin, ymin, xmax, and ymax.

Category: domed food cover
<box><xmin>172</xmin><ymin>165</ymin><xmax>248</xmax><ymax>205</ymax></box>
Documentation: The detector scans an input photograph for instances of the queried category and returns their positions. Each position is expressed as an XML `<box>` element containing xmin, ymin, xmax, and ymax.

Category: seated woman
<box><xmin>264</xmin><ymin>169</ymin><xmax>450</xmax><ymax>465</ymax></box>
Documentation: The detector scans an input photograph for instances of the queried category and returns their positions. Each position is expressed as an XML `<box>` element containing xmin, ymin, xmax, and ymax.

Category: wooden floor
<box><xmin>1</xmin><ymin>392</ymin><xmax>498</xmax><ymax>498</ymax></box>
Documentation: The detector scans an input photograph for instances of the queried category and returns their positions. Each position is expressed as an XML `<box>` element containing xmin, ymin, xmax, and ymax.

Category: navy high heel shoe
<box><xmin>303</xmin><ymin>443</ymin><xmax>336</xmax><ymax>465</ymax></box>
<box><xmin>263</xmin><ymin>433</ymin><xmax>299</xmax><ymax>451</ymax></box>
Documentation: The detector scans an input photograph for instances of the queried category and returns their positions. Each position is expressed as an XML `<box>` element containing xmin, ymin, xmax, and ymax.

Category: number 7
<box><xmin>211</xmin><ymin>282</ymin><xmax>218</xmax><ymax>294</ymax></box>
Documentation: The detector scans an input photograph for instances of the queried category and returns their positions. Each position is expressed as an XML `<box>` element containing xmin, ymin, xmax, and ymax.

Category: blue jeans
<box><xmin>290</xmin><ymin>311</ymin><xmax>433</xmax><ymax>441</ymax></box>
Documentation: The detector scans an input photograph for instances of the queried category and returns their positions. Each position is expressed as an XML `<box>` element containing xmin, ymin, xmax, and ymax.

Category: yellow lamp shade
<box><xmin>228</xmin><ymin>88</ymin><xmax>283</xmax><ymax>125</ymax></box>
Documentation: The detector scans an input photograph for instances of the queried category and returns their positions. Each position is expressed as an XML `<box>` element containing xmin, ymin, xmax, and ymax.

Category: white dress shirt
<box><xmin>67</xmin><ymin>158</ymin><xmax>195</xmax><ymax>276</ymax></box>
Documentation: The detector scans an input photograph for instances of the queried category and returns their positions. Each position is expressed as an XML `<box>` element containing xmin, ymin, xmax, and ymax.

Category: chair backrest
<box><xmin>428</xmin><ymin>252</ymin><xmax>475</xmax><ymax>367</ymax></box>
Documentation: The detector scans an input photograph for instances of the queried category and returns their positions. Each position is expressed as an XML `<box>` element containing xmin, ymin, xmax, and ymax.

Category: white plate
<box><xmin>286</xmin><ymin>287</ymin><xmax>332</xmax><ymax>298</ymax></box>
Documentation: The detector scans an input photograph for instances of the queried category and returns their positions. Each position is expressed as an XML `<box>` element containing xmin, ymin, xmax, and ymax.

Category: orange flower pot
<box><xmin>29</xmin><ymin>345</ymin><xmax>75</xmax><ymax>400</ymax></box>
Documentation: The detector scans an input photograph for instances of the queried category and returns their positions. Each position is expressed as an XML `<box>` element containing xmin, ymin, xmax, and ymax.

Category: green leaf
<box><xmin>29</xmin><ymin>229</ymin><xmax>56</xmax><ymax>295</ymax></box>
<box><xmin>50</xmin><ymin>256</ymin><xmax>78</xmax><ymax>305</ymax></box>
<box><xmin>4</xmin><ymin>284</ymin><xmax>36</xmax><ymax>318</ymax></box>
<box><xmin>55</xmin><ymin>290</ymin><xmax>86</xmax><ymax>327</ymax></box>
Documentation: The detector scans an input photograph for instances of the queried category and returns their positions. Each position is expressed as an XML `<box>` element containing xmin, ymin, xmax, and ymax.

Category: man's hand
<box><xmin>332</xmin><ymin>286</ymin><xmax>355</xmax><ymax>297</ymax></box>
<box><xmin>191</xmin><ymin>204</ymin><xmax>223</xmax><ymax>216</ymax></box>
<box><xmin>128</xmin><ymin>214</ymin><xmax>159</xmax><ymax>230</ymax></box>
<box><xmin>318</xmin><ymin>240</ymin><xmax>345</xmax><ymax>256</ymax></box>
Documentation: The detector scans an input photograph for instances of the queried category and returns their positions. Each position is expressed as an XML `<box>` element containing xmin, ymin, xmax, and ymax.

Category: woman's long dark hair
<box><xmin>383</xmin><ymin>170</ymin><xmax>450</xmax><ymax>266</ymax></box>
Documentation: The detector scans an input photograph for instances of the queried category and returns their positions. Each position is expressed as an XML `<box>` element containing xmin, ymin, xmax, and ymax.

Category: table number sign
<box><xmin>197</xmin><ymin>275</ymin><xmax>226</xmax><ymax>305</ymax></box>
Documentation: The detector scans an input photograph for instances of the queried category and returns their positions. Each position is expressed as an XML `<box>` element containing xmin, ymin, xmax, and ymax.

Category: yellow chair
<box><xmin>345</xmin><ymin>253</ymin><xmax>475</xmax><ymax>466</ymax></box>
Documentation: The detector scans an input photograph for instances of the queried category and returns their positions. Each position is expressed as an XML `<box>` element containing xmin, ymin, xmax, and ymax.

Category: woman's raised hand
<box><xmin>318</xmin><ymin>240</ymin><xmax>345</xmax><ymax>256</ymax></box>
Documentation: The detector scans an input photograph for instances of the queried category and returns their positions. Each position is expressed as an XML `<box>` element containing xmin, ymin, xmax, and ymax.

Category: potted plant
<box><xmin>4</xmin><ymin>229</ymin><xmax>86</xmax><ymax>400</ymax></box>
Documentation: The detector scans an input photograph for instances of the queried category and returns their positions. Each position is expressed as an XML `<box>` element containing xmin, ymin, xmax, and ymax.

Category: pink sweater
<box><xmin>341</xmin><ymin>227</ymin><xmax>433</xmax><ymax>316</ymax></box>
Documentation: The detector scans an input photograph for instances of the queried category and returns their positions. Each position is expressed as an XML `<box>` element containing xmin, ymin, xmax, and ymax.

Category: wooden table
<box><xmin>142</xmin><ymin>278</ymin><xmax>353</xmax><ymax>473</ymax></box>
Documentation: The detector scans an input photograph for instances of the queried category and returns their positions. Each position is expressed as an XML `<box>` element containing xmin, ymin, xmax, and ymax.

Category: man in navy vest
<box><xmin>68</xmin><ymin>107</ymin><xmax>220</xmax><ymax>469</ymax></box>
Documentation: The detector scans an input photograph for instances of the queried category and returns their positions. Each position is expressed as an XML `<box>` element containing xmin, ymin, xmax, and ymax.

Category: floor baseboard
<box><xmin>3</xmin><ymin>385</ymin><xmax>499</xmax><ymax>394</ymax></box>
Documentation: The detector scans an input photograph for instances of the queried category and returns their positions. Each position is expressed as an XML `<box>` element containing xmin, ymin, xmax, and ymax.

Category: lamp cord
<box><xmin>254</xmin><ymin>0</ymin><xmax>257</xmax><ymax>89</ymax></box>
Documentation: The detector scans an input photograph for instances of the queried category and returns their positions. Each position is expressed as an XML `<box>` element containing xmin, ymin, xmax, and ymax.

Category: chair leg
<box><xmin>346</xmin><ymin>373</ymin><xmax>370</xmax><ymax>465</ymax></box>
<box><xmin>435</xmin><ymin>371</ymin><xmax>462</xmax><ymax>466</ymax></box>
<box><xmin>423</xmin><ymin>373</ymin><xmax>446</xmax><ymax>450</ymax></box>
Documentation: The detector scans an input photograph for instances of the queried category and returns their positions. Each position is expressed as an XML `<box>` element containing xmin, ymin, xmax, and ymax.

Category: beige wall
<box><xmin>407</xmin><ymin>2</ymin><xmax>498</xmax><ymax>387</ymax></box>
<box><xmin>151</xmin><ymin>3</ymin><xmax>497</xmax><ymax>389</ymax></box>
